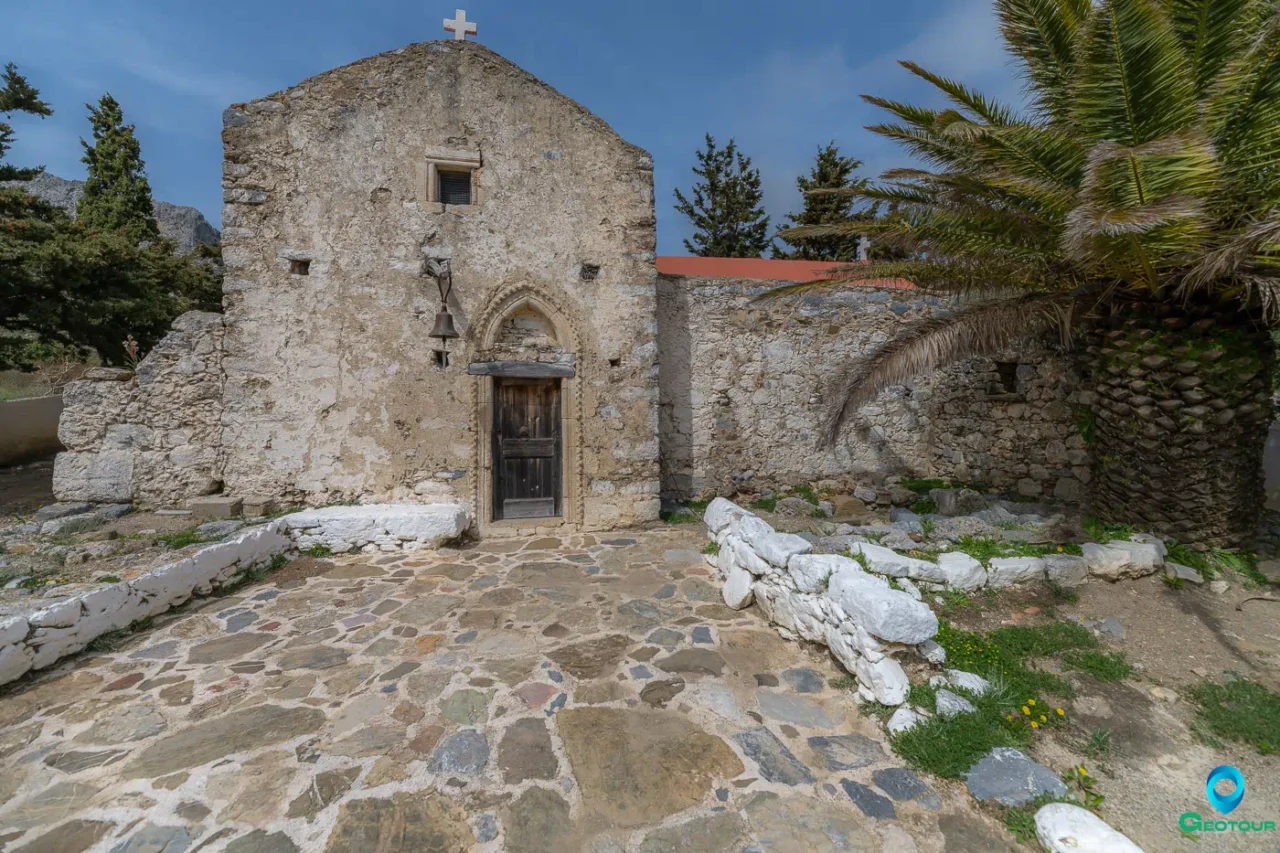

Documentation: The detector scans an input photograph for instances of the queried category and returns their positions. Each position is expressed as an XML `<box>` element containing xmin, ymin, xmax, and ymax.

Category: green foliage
<box><xmin>773</xmin><ymin>142</ymin><xmax>873</xmax><ymax>261</ymax></box>
<box><xmin>0</xmin><ymin>63</ymin><xmax>52</xmax><ymax>182</ymax></box>
<box><xmin>701</xmin><ymin>540</ymin><xmax>720</xmax><ymax>556</ymax></box>
<box><xmin>935</xmin><ymin>620</ymin><xmax>1097</xmax><ymax>702</ymax></box>
<box><xmin>660</xmin><ymin>510</ymin><xmax>700</xmax><ymax>524</ymax></box>
<box><xmin>765</xmin><ymin>0</ymin><xmax>1280</xmax><ymax>451</ymax></box>
<box><xmin>937</xmin><ymin>589</ymin><xmax>973</xmax><ymax>617</ymax></box>
<box><xmin>830</xmin><ymin>673</ymin><xmax>859</xmax><ymax>691</ymax></box>
<box><xmin>920</xmin><ymin>516</ymin><xmax>936</xmax><ymax>541</ymax></box>
<box><xmin>1048</xmin><ymin>581</ymin><xmax>1079</xmax><ymax>603</ymax></box>
<box><xmin>1084</xmin><ymin>728</ymin><xmax>1112</xmax><ymax>760</ymax></box>
<box><xmin>900</xmin><ymin>478</ymin><xmax>957</xmax><ymax>495</ymax></box>
<box><xmin>158</xmin><ymin>528</ymin><xmax>209</xmax><ymax>550</ymax></box>
<box><xmin>1063</xmin><ymin>650</ymin><xmax>1134</xmax><ymax>682</ymax></box>
<box><xmin>1083</xmin><ymin>517</ymin><xmax>1134</xmax><ymax>544</ymax></box>
<box><xmin>0</xmin><ymin>69</ymin><xmax>221</xmax><ymax>371</ymax></box>
<box><xmin>1209</xmin><ymin>549</ymin><xmax>1267</xmax><ymax>586</ymax></box>
<box><xmin>1166</xmin><ymin>541</ymin><xmax>1214</xmax><ymax>579</ymax></box>
<box><xmin>751</xmin><ymin>496</ymin><xmax>778</xmax><ymax>512</ymax></box>
<box><xmin>911</xmin><ymin>497</ymin><xmax>938</xmax><ymax>515</ymax></box>
<box><xmin>792</xmin><ymin>483</ymin><xmax>820</xmax><ymax>505</ymax></box>
<box><xmin>303</xmin><ymin>544</ymin><xmax>334</xmax><ymax>558</ymax></box>
<box><xmin>1190</xmin><ymin>676</ymin><xmax>1280</xmax><ymax>754</ymax></box>
<box><xmin>96</xmin><ymin>575</ymin><xmax>121</xmax><ymax>583</ymax></box>
<box><xmin>674</xmin><ymin>134</ymin><xmax>771</xmax><ymax>258</ymax></box>
<box><xmin>1073</xmin><ymin>405</ymin><xmax>1097</xmax><ymax>447</ymax></box>
<box><xmin>907</xmin><ymin>681</ymin><xmax>939</xmax><ymax>711</ymax></box>
<box><xmin>892</xmin><ymin>693</ymin><xmax>1031</xmax><ymax>778</ymax></box>
<box><xmin>77</xmin><ymin>94</ymin><xmax>158</xmax><ymax>238</ymax></box>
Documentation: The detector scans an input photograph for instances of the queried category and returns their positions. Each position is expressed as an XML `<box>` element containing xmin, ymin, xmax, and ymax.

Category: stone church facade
<box><xmin>52</xmin><ymin>41</ymin><xmax>1088</xmax><ymax>532</ymax></box>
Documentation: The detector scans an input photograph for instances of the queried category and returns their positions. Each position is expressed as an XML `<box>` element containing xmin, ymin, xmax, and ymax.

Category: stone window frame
<box><xmin>415</xmin><ymin>147</ymin><xmax>482</xmax><ymax>212</ymax></box>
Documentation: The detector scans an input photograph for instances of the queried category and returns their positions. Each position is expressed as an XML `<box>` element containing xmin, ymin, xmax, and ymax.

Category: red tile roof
<box><xmin>655</xmin><ymin>256</ymin><xmax>912</xmax><ymax>288</ymax></box>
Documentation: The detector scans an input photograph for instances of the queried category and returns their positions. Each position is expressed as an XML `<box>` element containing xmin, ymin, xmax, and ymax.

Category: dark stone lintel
<box><xmin>466</xmin><ymin>361</ymin><xmax>575</xmax><ymax>378</ymax></box>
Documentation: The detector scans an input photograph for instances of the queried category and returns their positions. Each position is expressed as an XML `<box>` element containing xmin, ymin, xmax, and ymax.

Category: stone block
<box><xmin>1034</xmin><ymin>803</ymin><xmax>1143</xmax><ymax>853</ymax></box>
<box><xmin>186</xmin><ymin>497</ymin><xmax>244</xmax><ymax>520</ymax></box>
<box><xmin>987</xmin><ymin>557</ymin><xmax>1045</xmax><ymax>587</ymax></box>
<box><xmin>937</xmin><ymin>552</ymin><xmax>987</xmax><ymax>590</ymax></box>
<box><xmin>827</xmin><ymin>567</ymin><xmax>938</xmax><ymax>645</ymax></box>
<box><xmin>53</xmin><ymin>451</ymin><xmax>134</xmax><ymax>503</ymax></box>
<box><xmin>849</xmin><ymin>542</ymin><xmax>947</xmax><ymax>583</ymax></box>
<box><xmin>1044</xmin><ymin>554</ymin><xmax>1088</xmax><ymax>588</ymax></box>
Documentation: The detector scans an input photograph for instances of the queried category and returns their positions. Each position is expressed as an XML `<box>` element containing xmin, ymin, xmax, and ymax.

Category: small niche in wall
<box><xmin>987</xmin><ymin>361</ymin><xmax>1023</xmax><ymax>400</ymax></box>
<box><xmin>290</xmin><ymin>259</ymin><xmax>311</xmax><ymax>276</ymax></box>
<box><xmin>434</xmin><ymin>350</ymin><xmax>450</xmax><ymax>369</ymax></box>
<box><xmin>580</xmin><ymin>263</ymin><xmax>600</xmax><ymax>281</ymax></box>
<box><xmin>608</xmin><ymin>357</ymin><xmax>621</xmax><ymax>368</ymax></box>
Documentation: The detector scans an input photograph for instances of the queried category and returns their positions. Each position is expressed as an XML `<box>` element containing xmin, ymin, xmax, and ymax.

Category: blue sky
<box><xmin>3</xmin><ymin>0</ymin><xmax>1023</xmax><ymax>254</ymax></box>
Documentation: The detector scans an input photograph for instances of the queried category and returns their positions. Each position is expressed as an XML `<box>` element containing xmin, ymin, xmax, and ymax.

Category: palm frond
<box><xmin>822</xmin><ymin>291</ymin><xmax>1081</xmax><ymax>442</ymax></box>
<box><xmin>1210</xmin><ymin>10</ymin><xmax>1280</xmax><ymax>205</ymax></box>
<box><xmin>899</xmin><ymin>60</ymin><xmax>1019</xmax><ymax>125</ymax></box>
<box><xmin>1168</xmin><ymin>0</ymin><xmax>1271</xmax><ymax>95</ymax></box>
<box><xmin>997</xmin><ymin>0</ymin><xmax>1095</xmax><ymax>122</ymax></box>
<box><xmin>1176</xmin><ymin>217</ymin><xmax>1280</xmax><ymax>312</ymax></box>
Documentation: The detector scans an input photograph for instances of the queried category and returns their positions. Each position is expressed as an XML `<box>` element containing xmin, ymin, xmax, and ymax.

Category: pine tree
<box><xmin>673</xmin><ymin>134</ymin><xmax>771</xmax><ymax>258</ymax></box>
<box><xmin>77</xmin><ymin>94</ymin><xmax>159</xmax><ymax>238</ymax></box>
<box><xmin>773</xmin><ymin>142</ymin><xmax>871</xmax><ymax>261</ymax></box>
<box><xmin>0</xmin><ymin>63</ymin><xmax>52</xmax><ymax>182</ymax></box>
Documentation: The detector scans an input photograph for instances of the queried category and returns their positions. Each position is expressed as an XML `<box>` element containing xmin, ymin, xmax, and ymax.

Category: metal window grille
<box><xmin>438</xmin><ymin>170</ymin><xmax>472</xmax><ymax>205</ymax></box>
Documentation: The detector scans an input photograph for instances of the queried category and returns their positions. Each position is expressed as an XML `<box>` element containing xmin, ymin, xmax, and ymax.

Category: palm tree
<box><xmin>775</xmin><ymin>0</ymin><xmax>1280</xmax><ymax>548</ymax></box>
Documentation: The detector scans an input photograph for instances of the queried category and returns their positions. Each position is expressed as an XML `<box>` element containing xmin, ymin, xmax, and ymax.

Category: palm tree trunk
<box><xmin>1088</xmin><ymin>303</ymin><xmax>1275</xmax><ymax>549</ymax></box>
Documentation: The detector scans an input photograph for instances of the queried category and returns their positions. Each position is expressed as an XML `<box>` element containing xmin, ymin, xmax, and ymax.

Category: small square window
<box><xmin>995</xmin><ymin>361</ymin><xmax>1019</xmax><ymax>394</ymax></box>
<box><xmin>289</xmin><ymin>259</ymin><xmax>310</xmax><ymax>276</ymax></box>
<box><xmin>438</xmin><ymin>170</ymin><xmax>472</xmax><ymax>206</ymax></box>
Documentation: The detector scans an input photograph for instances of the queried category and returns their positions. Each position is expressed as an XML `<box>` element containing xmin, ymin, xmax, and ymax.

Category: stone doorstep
<box><xmin>185</xmin><ymin>497</ymin><xmax>244</xmax><ymax>520</ymax></box>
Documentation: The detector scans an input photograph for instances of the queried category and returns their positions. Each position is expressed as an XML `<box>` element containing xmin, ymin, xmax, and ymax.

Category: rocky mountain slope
<box><xmin>4</xmin><ymin>172</ymin><xmax>220</xmax><ymax>255</ymax></box>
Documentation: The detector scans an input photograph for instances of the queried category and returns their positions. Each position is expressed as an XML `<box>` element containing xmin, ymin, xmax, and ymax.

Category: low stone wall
<box><xmin>0</xmin><ymin>396</ymin><xmax>63</xmax><ymax>466</ymax></box>
<box><xmin>53</xmin><ymin>312</ymin><xmax>226</xmax><ymax>504</ymax></box>
<box><xmin>0</xmin><ymin>502</ymin><xmax>471</xmax><ymax>687</ymax></box>
<box><xmin>706</xmin><ymin>498</ymin><xmax>938</xmax><ymax>705</ymax></box>
<box><xmin>657</xmin><ymin>275</ymin><xmax>1089</xmax><ymax>501</ymax></box>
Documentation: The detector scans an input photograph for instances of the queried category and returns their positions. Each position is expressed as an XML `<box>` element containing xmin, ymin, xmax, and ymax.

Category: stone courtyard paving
<box><xmin>0</xmin><ymin>526</ymin><xmax>1020</xmax><ymax>853</ymax></box>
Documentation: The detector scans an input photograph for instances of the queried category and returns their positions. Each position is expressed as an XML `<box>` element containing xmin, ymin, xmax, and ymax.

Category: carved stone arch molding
<box><xmin>468</xmin><ymin>281</ymin><xmax>586</xmax><ymax>533</ymax></box>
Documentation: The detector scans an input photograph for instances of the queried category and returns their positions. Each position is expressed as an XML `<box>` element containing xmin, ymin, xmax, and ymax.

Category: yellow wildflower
<box><xmin>1028</xmin><ymin>699</ymin><xmax>1036</xmax><ymax>706</ymax></box>
<box><xmin>1078</xmin><ymin>766</ymin><xmax>1088</xmax><ymax>776</ymax></box>
<box><xmin>1022</xmin><ymin>706</ymin><xmax>1031</xmax><ymax>715</ymax></box>
<box><xmin>1031</xmin><ymin>721</ymin><xmax>1039</xmax><ymax>729</ymax></box>
<box><xmin>1040</xmin><ymin>715</ymin><xmax>1047</xmax><ymax>722</ymax></box>
<box><xmin>1056</xmin><ymin>708</ymin><xmax>1065</xmax><ymax>716</ymax></box>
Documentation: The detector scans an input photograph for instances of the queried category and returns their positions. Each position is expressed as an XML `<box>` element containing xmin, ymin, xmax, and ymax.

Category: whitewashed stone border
<box><xmin>706</xmin><ymin>498</ymin><xmax>938</xmax><ymax>705</ymax></box>
<box><xmin>0</xmin><ymin>503</ymin><xmax>472</xmax><ymax>687</ymax></box>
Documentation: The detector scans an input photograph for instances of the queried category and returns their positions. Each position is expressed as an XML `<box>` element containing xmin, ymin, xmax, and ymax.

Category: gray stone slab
<box><xmin>734</xmin><ymin>727</ymin><xmax>815</xmax><ymax>785</ymax></box>
<box><xmin>964</xmin><ymin>747</ymin><xmax>1068</xmax><ymax>806</ymax></box>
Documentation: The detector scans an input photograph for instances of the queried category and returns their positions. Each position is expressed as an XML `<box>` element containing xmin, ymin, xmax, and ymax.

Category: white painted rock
<box><xmin>850</xmin><ymin>542</ymin><xmax>947</xmax><ymax>583</ymax></box>
<box><xmin>987</xmin><ymin>556</ymin><xmax>1045</xmax><ymax>587</ymax></box>
<box><xmin>703</xmin><ymin>497</ymin><xmax>752</xmax><ymax>535</ymax></box>
<box><xmin>855</xmin><ymin>655</ymin><xmax>910</xmax><ymax>705</ymax></box>
<box><xmin>1044</xmin><ymin>553</ymin><xmax>1088</xmax><ymax>587</ymax></box>
<box><xmin>1035</xmin><ymin>803</ymin><xmax>1145</xmax><ymax>852</ymax></box>
<box><xmin>886</xmin><ymin>706</ymin><xmax>924</xmax><ymax>735</ymax></box>
<box><xmin>945</xmin><ymin>669</ymin><xmax>991</xmax><ymax>696</ymax></box>
<box><xmin>752</xmin><ymin>531</ymin><xmax>813</xmax><ymax>568</ymax></box>
<box><xmin>1083</xmin><ymin>540</ymin><xmax>1162</xmax><ymax>580</ymax></box>
<box><xmin>787</xmin><ymin>554</ymin><xmax>854</xmax><ymax>595</ymax></box>
<box><xmin>722</xmin><ymin>562</ymin><xmax>755</xmax><ymax>610</ymax></box>
<box><xmin>935</xmin><ymin>688</ymin><xmax>976</xmax><ymax>717</ymax></box>
<box><xmin>828</xmin><ymin>567</ymin><xmax>939</xmax><ymax>645</ymax></box>
<box><xmin>937</xmin><ymin>552</ymin><xmax>987</xmax><ymax>590</ymax></box>
<box><xmin>281</xmin><ymin>503</ymin><xmax>469</xmax><ymax>548</ymax></box>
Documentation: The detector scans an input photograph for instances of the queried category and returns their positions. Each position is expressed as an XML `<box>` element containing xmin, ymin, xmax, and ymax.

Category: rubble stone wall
<box><xmin>216</xmin><ymin>40</ymin><xmax>660</xmax><ymax>529</ymax></box>
<box><xmin>53</xmin><ymin>312</ymin><xmax>226</xmax><ymax>504</ymax></box>
<box><xmin>657</xmin><ymin>275</ymin><xmax>1089</xmax><ymax>501</ymax></box>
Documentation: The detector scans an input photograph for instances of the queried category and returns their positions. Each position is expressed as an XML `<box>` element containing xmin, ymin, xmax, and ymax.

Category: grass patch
<box><xmin>1063</xmin><ymin>650</ymin><xmax>1133</xmax><ymax>682</ymax></box>
<box><xmin>1083</xmin><ymin>728</ymin><xmax>1112</xmax><ymax>760</ymax></box>
<box><xmin>1048</xmin><ymin>581</ymin><xmax>1078</xmax><ymax>603</ymax></box>
<box><xmin>1083</xmin><ymin>516</ymin><xmax>1134</xmax><ymax>544</ymax></box>
<box><xmin>217</xmin><ymin>553</ymin><xmax>290</xmax><ymax>598</ymax></box>
<box><xmin>907</xmin><ymin>681</ymin><xmax>938</xmax><ymax>712</ymax></box>
<box><xmin>83</xmin><ymin>616</ymin><xmax>154</xmax><ymax>654</ymax></box>
<box><xmin>848</xmin><ymin>549</ymin><xmax>870</xmax><ymax>571</ymax></box>
<box><xmin>751</xmin><ymin>496</ymin><xmax>777</xmax><ymax>512</ymax></box>
<box><xmin>792</xmin><ymin>484</ymin><xmax>821</xmax><ymax>506</ymax></box>
<box><xmin>158</xmin><ymin>528</ymin><xmax>212</xmax><ymax>550</ymax></box>
<box><xmin>1210</xmin><ymin>549</ymin><xmax>1268</xmax><ymax>586</ymax></box>
<box><xmin>892</xmin><ymin>623</ymin><xmax>1087</xmax><ymax>778</ymax></box>
<box><xmin>303</xmin><ymin>544</ymin><xmax>334</xmax><ymax>558</ymax></box>
<box><xmin>829</xmin><ymin>673</ymin><xmax>858</xmax><ymax>691</ymax></box>
<box><xmin>937</xmin><ymin>589</ymin><xmax>972</xmax><ymax>617</ymax></box>
<box><xmin>701</xmin><ymin>540</ymin><xmax>720</xmax><ymax>556</ymax></box>
<box><xmin>660</xmin><ymin>510</ymin><xmax>700</xmax><ymax>524</ymax></box>
<box><xmin>900</xmin><ymin>478</ymin><xmax>957</xmax><ymax>495</ymax></box>
<box><xmin>1189</xmin><ymin>676</ymin><xmax>1280</xmax><ymax>755</ymax></box>
<box><xmin>96</xmin><ymin>575</ymin><xmax>121</xmax><ymax>584</ymax></box>
<box><xmin>911</xmin><ymin>497</ymin><xmax>937</xmax><ymax>515</ymax></box>
<box><xmin>859</xmin><ymin>700</ymin><xmax>897</xmax><ymax>721</ymax></box>
<box><xmin>951</xmin><ymin>536</ymin><xmax>1081</xmax><ymax>566</ymax></box>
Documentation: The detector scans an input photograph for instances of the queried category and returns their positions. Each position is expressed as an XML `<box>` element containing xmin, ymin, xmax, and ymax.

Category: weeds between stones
<box><xmin>1062</xmin><ymin>650</ymin><xmax>1134</xmax><ymax>682</ymax></box>
<box><xmin>1082</xmin><ymin>517</ymin><xmax>1134</xmax><ymax>544</ymax></box>
<box><xmin>303</xmin><ymin>544</ymin><xmax>334</xmax><ymax>558</ymax></box>
<box><xmin>1189</xmin><ymin>676</ymin><xmax>1280</xmax><ymax>755</ymax></box>
<box><xmin>1083</xmin><ymin>728</ymin><xmax>1112</xmax><ymax>760</ymax></box>
<box><xmin>751</xmin><ymin>497</ymin><xmax>777</xmax><ymax>512</ymax></box>
<box><xmin>891</xmin><ymin>621</ymin><xmax>1093</xmax><ymax>778</ymax></box>
<box><xmin>701</xmin><ymin>540</ymin><xmax>719</xmax><ymax>556</ymax></box>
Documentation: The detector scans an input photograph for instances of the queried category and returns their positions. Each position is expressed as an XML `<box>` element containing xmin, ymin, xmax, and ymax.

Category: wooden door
<box><xmin>493</xmin><ymin>378</ymin><xmax>562</xmax><ymax>520</ymax></box>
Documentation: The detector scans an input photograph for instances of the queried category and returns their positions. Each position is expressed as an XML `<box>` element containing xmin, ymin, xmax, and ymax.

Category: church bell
<box><xmin>429</xmin><ymin>307</ymin><xmax>459</xmax><ymax>341</ymax></box>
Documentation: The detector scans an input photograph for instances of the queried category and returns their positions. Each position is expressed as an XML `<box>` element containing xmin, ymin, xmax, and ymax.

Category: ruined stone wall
<box><xmin>53</xmin><ymin>312</ymin><xmax>225</xmax><ymax>504</ymax></box>
<box><xmin>218</xmin><ymin>41</ymin><xmax>660</xmax><ymax>528</ymax></box>
<box><xmin>657</xmin><ymin>276</ymin><xmax>1089</xmax><ymax>501</ymax></box>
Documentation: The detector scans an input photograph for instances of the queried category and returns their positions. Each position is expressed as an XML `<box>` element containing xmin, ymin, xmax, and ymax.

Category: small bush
<box><xmin>900</xmin><ymin>478</ymin><xmax>956</xmax><ymax>495</ymax></box>
<box><xmin>1190</xmin><ymin>676</ymin><xmax>1280</xmax><ymax>755</ymax></box>
<box><xmin>751</xmin><ymin>497</ymin><xmax>777</xmax><ymax>512</ymax></box>
<box><xmin>159</xmin><ymin>528</ymin><xmax>208</xmax><ymax>550</ymax></box>
<box><xmin>97</xmin><ymin>575</ymin><xmax>122</xmax><ymax>584</ymax></box>
<box><xmin>1063</xmin><ymin>650</ymin><xmax>1133</xmax><ymax>682</ymax></box>
<box><xmin>793</xmin><ymin>484</ymin><xmax>820</xmax><ymax>506</ymax></box>
<box><xmin>1082</xmin><ymin>516</ymin><xmax>1134</xmax><ymax>544</ymax></box>
<box><xmin>911</xmin><ymin>497</ymin><xmax>938</xmax><ymax>515</ymax></box>
<box><xmin>303</xmin><ymin>543</ymin><xmax>334</xmax><ymax>557</ymax></box>
<box><xmin>701</xmin><ymin>540</ymin><xmax>720</xmax><ymax>556</ymax></box>
<box><xmin>660</xmin><ymin>511</ymin><xmax>699</xmax><ymax>524</ymax></box>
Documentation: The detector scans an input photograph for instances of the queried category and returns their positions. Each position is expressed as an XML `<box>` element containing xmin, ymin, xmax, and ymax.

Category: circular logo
<box><xmin>1206</xmin><ymin>765</ymin><xmax>1245</xmax><ymax>815</ymax></box>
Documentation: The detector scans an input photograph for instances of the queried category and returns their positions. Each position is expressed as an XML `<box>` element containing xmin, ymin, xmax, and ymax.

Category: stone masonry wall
<box><xmin>53</xmin><ymin>312</ymin><xmax>225</xmax><ymax>504</ymax></box>
<box><xmin>657</xmin><ymin>276</ymin><xmax>1089</xmax><ymax>502</ymax></box>
<box><xmin>217</xmin><ymin>41</ymin><xmax>660</xmax><ymax>528</ymax></box>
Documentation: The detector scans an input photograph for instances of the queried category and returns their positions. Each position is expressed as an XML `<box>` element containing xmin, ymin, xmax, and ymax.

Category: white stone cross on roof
<box><xmin>443</xmin><ymin>9</ymin><xmax>478</xmax><ymax>41</ymax></box>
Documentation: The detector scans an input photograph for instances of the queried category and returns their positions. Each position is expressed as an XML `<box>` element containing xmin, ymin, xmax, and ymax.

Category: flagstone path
<box><xmin>0</xmin><ymin>528</ymin><xmax>1014</xmax><ymax>853</ymax></box>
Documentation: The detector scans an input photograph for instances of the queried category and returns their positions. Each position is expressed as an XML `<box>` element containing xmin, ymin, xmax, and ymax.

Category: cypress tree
<box><xmin>673</xmin><ymin>134</ymin><xmax>771</xmax><ymax>258</ymax></box>
<box><xmin>773</xmin><ymin>142</ymin><xmax>871</xmax><ymax>261</ymax></box>
<box><xmin>77</xmin><ymin>94</ymin><xmax>159</xmax><ymax>238</ymax></box>
<box><xmin>0</xmin><ymin>63</ymin><xmax>52</xmax><ymax>182</ymax></box>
